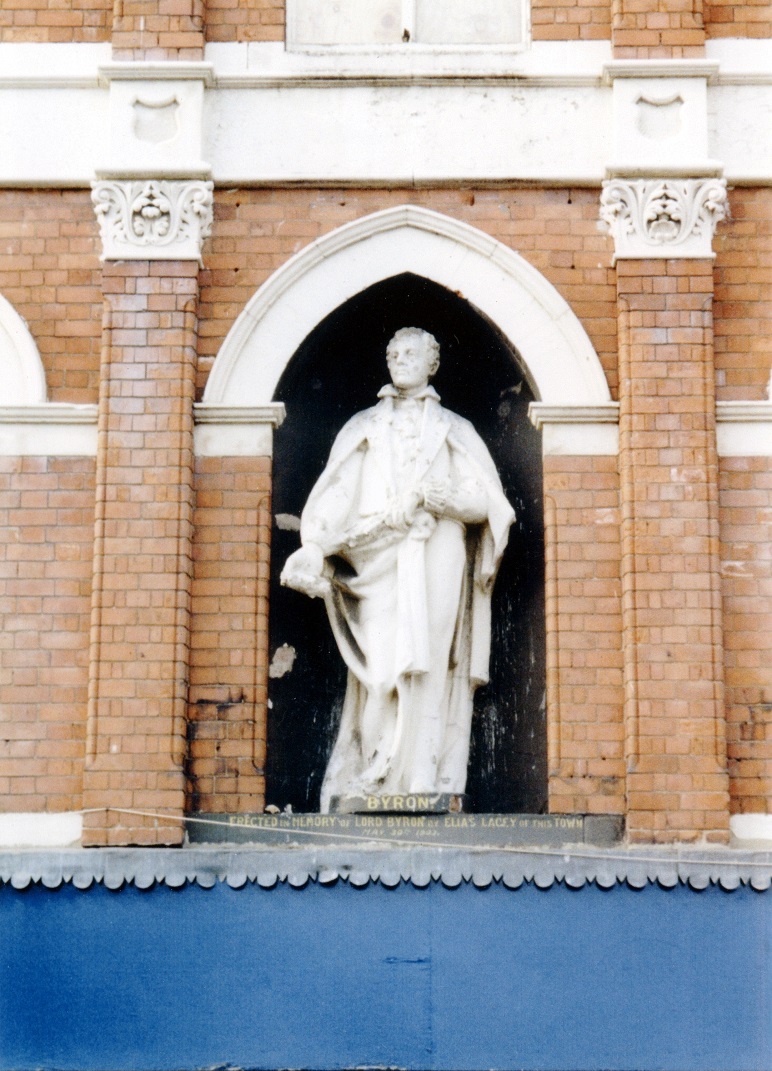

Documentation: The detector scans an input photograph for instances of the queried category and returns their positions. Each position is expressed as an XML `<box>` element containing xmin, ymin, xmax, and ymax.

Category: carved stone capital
<box><xmin>91</xmin><ymin>179</ymin><xmax>214</xmax><ymax>262</ymax></box>
<box><xmin>599</xmin><ymin>178</ymin><xmax>728</xmax><ymax>261</ymax></box>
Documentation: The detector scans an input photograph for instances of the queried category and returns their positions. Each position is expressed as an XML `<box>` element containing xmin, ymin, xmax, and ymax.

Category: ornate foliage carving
<box><xmin>599</xmin><ymin>178</ymin><xmax>728</xmax><ymax>260</ymax></box>
<box><xmin>91</xmin><ymin>179</ymin><xmax>214</xmax><ymax>261</ymax></box>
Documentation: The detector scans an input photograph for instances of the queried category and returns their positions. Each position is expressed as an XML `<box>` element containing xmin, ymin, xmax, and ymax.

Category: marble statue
<box><xmin>281</xmin><ymin>328</ymin><xmax>515</xmax><ymax>811</ymax></box>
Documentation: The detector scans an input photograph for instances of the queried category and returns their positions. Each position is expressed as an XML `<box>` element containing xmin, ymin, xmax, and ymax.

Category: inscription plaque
<box><xmin>186</xmin><ymin>813</ymin><xmax>624</xmax><ymax>848</ymax></box>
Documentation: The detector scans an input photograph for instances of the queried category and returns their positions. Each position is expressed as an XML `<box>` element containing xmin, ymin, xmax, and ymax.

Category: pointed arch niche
<box><xmin>205</xmin><ymin>207</ymin><xmax>612</xmax><ymax>814</ymax></box>
<box><xmin>0</xmin><ymin>293</ymin><xmax>46</xmax><ymax>405</ymax></box>
<box><xmin>204</xmin><ymin>206</ymin><xmax>610</xmax><ymax>408</ymax></box>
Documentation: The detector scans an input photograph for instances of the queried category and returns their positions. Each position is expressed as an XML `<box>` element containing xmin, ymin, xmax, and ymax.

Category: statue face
<box><xmin>386</xmin><ymin>334</ymin><xmax>436</xmax><ymax>392</ymax></box>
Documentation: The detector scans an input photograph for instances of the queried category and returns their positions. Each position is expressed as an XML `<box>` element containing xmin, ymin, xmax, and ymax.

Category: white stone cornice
<box><xmin>599</xmin><ymin>178</ymin><xmax>728</xmax><ymax>261</ymax></box>
<box><xmin>0</xmin><ymin>404</ymin><xmax>98</xmax><ymax>456</ymax></box>
<box><xmin>529</xmin><ymin>400</ymin><xmax>772</xmax><ymax>457</ymax></box>
<box><xmin>716</xmin><ymin>401</ymin><xmax>772</xmax><ymax>457</ymax></box>
<box><xmin>193</xmin><ymin>403</ymin><xmax>286</xmax><ymax>426</ymax></box>
<box><xmin>0</xmin><ymin>403</ymin><xmax>287</xmax><ymax>457</ymax></box>
<box><xmin>528</xmin><ymin>403</ymin><xmax>619</xmax><ymax>456</ymax></box>
<box><xmin>91</xmin><ymin>179</ymin><xmax>214</xmax><ymax>262</ymax></box>
<box><xmin>98</xmin><ymin>62</ymin><xmax>215</xmax><ymax>88</ymax></box>
<box><xmin>603</xmin><ymin>60</ymin><xmax>720</xmax><ymax>84</ymax></box>
<box><xmin>193</xmin><ymin>403</ymin><xmax>286</xmax><ymax>456</ymax></box>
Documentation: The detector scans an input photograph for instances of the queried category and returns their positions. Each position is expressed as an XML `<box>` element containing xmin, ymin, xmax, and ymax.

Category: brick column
<box><xmin>84</xmin><ymin>179</ymin><xmax>213</xmax><ymax>845</ymax></box>
<box><xmin>611</xmin><ymin>0</ymin><xmax>705</xmax><ymax>56</ymax></box>
<box><xmin>112</xmin><ymin>0</ymin><xmax>205</xmax><ymax>59</ymax></box>
<box><xmin>600</xmin><ymin>176</ymin><xmax>732</xmax><ymax>844</ymax></box>
<box><xmin>616</xmin><ymin>258</ymin><xmax>729</xmax><ymax>841</ymax></box>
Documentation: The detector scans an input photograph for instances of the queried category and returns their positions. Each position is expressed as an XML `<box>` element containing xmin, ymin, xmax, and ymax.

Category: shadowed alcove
<box><xmin>267</xmin><ymin>273</ymin><xmax>546</xmax><ymax>813</ymax></box>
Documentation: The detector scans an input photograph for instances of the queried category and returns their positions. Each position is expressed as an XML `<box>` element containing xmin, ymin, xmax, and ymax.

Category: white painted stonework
<box><xmin>206</xmin><ymin>205</ymin><xmax>610</xmax><ymax>408</ymax></box>
<box><xmin>206</xmin><ymin>81</ymin><xmax>609</xmax><ymax>185</ymax></box>
<box><xmin>91</xmin><ymin>178</ymin><xmax>214</xmax><ymax>261</ymax></box>
<box><xmin>528</xmin><ymin>403</ymin><xmax>620</xmax><ymax>456</ymax></box>
<box><xmin>288</xmin><ymin>0</ymin><xmax>526</xmax><ymax>49</ymax></box>
<box><xmin>599</xmin><ymin>177</ymin><xmax>729</xmax><ymax>260</ymax></box>
<box><xmin>0</xmin><ymin>41</ymin><xmax>770</xmax><ymax>185</ymax></box>
<box><xmin>0</xmin><ymin>405</ymin><xmax>98</xmax><ymax>456</ymax></box>
<box><xmin>730</xmin><ymin>813</ymin><xmax>772</xmax><ymax>847</ymax></box>
<box><xmin>0</xmin><ymin>404</ymin><xmax>291</xmax><ymax>457</ymax></box>
<box><xmin>100</xmin><ymin>64</ymin><xmax>212</xmax><ymax>179</ymax></box>
<box><xmin>193</xmin><ymin>403</ymin><xmax>286</xmax><ymax>457</ymax></box>
<box><xmin>716</xmin><ymin>402</ymin><xmax>772</xmax><ymax>457</ymax></box>
<box><xmin>0</xmin><ymin>812</ymin><xmax>83</xmax><ymax>848</ymax></box>
<box><xmin>605</xmin><ymin>64</ymin><xmax>720</xmax><ymax>178</ymax></box>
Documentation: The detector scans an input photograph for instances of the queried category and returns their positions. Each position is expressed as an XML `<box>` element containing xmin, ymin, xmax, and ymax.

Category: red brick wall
<box><xmin>0</xmin><ymin>192</ymin><xmax>102</xmax><ymax>406</ymax></box>
<box><xmin>714</xmin><ymin>188</ymin><xmax>772</xmax><ymax>402</ymax></box>
<box><xmin>705</xmin><ymin>0</ymin><xmax>772</xmax><ymax>37</ymax></box>
<box><xmin>3</xmin><ymin>0</ymin><xmax>770</xmax><ymax>46</ymax></box>
<box><xmin>187</xmin><ymin>456</ymin><xmax>272</xmax><ymax>813</ymax></box>
<box><xmin>0</xmin><ymin>457</ymin><xmax>94</xmax><ymax>812</ymax></box>
<box><xmin>112</xmin><ymin>0</ymin><xmax>205</xmax><ymax>59</ymax></box>
<box><xmin>720</xmin><ymin>457</ymin><xmax>772</xmax><ymax>814</ymax></box>
<box><xmin>1</xmin><ymin>183</ymin><xmax>771</xmax><ymax>837</ymax></box>
<box><xmin>82</xmin><ymin>262</ymin><xmax>199</xmax><ymax>846</ymax></box>
<box><xmin>612</xmin><ymin>0</ymin><xmax>705</xmax><ymax>56</ymax></box>
<box><xmin>0</xmin><ymin>0</ymin><xmax>111</xmax><ymax>42</ymax></box>
<box><xmin>205</xmin><ymin>0</ymin><xmax>284</xmax><ymax>42</ymax></box>
<box><xmin>532</xmin><ymin>0</ymin><xmax>612</xmax><ymax>40</ymax></box>
<box><xmin>544</xmin><ymin>455</ymin><xmax>626</xmax><ymax>816</ymax></box>
<box><xmin>616</xmin><ymin>259</ymin><xmax>729</xmax><ymax>842</ymax></box>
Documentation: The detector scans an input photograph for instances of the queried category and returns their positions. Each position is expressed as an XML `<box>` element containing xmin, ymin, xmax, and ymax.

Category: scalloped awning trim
<box><xmin>0</xmin><ymin>845</ymin><xmax>770</xmax><ymax>892</ymax></box>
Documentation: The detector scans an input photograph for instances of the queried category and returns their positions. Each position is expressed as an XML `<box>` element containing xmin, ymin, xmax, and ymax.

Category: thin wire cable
<box><xmin>77</xmin><ymin>807</ymin><xmax>772</xmax><ymax>866</ymax></box>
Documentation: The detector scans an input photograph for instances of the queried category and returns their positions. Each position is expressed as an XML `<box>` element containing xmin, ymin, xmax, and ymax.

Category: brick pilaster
<box><xmin>612</xmin><ymin>0</ymin><xmax>705</xmax><ymax>56</ymax></box>
<box><xmin>83</xmin><ymin>261</ymin><xmax>199</xmax><ymax>846</ymax></box>
<box><xmin>112</xmin><ymin>0</ymin><xmax>205</xmax><ymax>59</ymax></box>
<box><xmin>617</xmin><ymin>259</ymin><xmax>729</xmax><ymax>842</ymax></box>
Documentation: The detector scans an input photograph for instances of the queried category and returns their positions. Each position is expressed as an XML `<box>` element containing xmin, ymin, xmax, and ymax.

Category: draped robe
<box><xmin>295</xmin><ymin>386</ymin><xmax>514</xmax><ymax>811</ymax></box>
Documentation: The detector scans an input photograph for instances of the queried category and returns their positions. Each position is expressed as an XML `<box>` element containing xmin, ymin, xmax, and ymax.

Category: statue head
<box><xmin>386</xmin><ymin>328</ymin><xmax>440</xmax><ymax>392</ymax></box>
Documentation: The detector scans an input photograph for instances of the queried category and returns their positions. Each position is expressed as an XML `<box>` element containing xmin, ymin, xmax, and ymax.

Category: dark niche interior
<box><xmin>267</xmin><ymin>273</ymin><xmax>546</xmax><ymax>813</ymax></box>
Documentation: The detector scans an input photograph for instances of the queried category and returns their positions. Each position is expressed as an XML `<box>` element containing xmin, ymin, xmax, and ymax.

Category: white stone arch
<box><xmin>205</xmin><ymin>205</ymin><xmax>610</xmax><ymax>406</ymax></box>
<box><xmin>0</xmin><ymin>293</ymin><xmax>46</xmax><ymax>404</ymax></box>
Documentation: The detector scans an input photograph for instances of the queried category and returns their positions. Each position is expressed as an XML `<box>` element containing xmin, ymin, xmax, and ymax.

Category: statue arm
<box><xmin>281</xmin><ymin>440</ymin><xmax>366</xmax><ymax>599</ymax></box>
<box><xmin>420</xmin><ymin>476</ymin><xmax>487</xmax><ymax>524</ymax></box>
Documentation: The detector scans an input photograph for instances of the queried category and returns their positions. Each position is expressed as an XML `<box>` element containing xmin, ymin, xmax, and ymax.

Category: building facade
<box><xmin>0</xmin><ymin>2</ymin><xmax>771</xmax><ymax>1069</ymax></box>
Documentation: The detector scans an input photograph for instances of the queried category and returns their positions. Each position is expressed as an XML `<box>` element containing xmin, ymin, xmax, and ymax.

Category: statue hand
<box><xmin>421</xmin><ymin>480</ymin><xmax>450</xmax><ymax>516</ymax></box>
<box><xmin>387</xmin><ymin>490</ymin><xmax>422</xmax><ymax>531</ymax></box>
<box><xmin>280</xmin><ymin>543</ymin><xmax>330</xmax><ymax>599</ymax></box>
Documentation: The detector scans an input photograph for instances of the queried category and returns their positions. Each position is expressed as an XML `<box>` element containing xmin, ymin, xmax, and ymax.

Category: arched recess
<box><xmin>267</xmin><ymin>273</ymin><xmax>547</xmax><ymax>813</ymax></box>
<box><xmin>0</xmin><ymin>294</ymin><xmax>46</xmax><ymax>404</ymax></box>
<box><xmin>204</xmin><ymin>205</ymin><xmax>610</xmax><ymax>406</ymax></box>
<box><xmin>205</xmin><ymin>206</ymin><xmax>611</xmax><ymax>814</ymax></box>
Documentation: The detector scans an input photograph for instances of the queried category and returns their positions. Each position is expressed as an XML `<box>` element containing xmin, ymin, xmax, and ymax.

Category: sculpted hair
<box><xmin>386</xmin><ymin>327</ymin><xmax>441</xmax><ymax>375</ymax></box>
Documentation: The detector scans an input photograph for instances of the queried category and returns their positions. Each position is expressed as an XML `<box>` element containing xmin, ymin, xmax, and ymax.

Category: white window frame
<box><xmin>285</xmin><ymin>0</ymin><xmax>530</xmax><ymax>55</ymax></box>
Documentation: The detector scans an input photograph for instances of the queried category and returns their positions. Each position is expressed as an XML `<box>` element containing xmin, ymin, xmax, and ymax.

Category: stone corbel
<box><xmin>91</xmin><ymin>178</ymin><xmax>214</xmax><ymax>262</ymax></box>
<box><xmin>528</xmin><ymin>402</ymin><xmax>620</xmax><ymax>456</ymax></box>
<box><xmin>193</xmin><ymin>403</ymin><xmax>286</xmax><ymax>457</ymax></box>
<box><xmin>599</xmin><ymin>177</ymin><xmax>729</xmax><ymax>261</ymax></box>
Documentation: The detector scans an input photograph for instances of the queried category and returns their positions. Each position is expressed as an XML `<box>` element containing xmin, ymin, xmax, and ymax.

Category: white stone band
<box><xmin>91</xmin><ymin>178</ymin><xmax>214</xmax><ymax>262</ymax></box>
<box><xmin>530</xmin><ymin>401</ymin><xmax>772</xmax><ymax>457</ymax></box>
<box><xmin>529</xmin><ymin>403</ymin><xmax>620</xmax><ymax>456</ymax></box>
<box><xmin>0</xmin><ymin>404</ymin><xmax>286</xmax><ymax>457</ymax></box>
<box><xmin>599</xmin><ymin>177</ymin><xmax>729</xmax><ymax>260</ymax></box>
<box><xmin>193</xmin><ymin>403</ymin><xmax>286</xmax><ymax>457</ymax></box>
